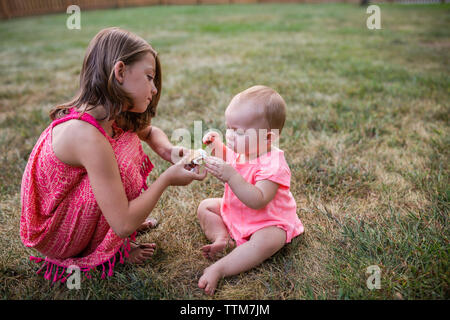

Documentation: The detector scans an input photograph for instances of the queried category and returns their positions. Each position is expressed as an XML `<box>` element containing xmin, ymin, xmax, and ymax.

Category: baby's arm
<box><xmin>229</xmin><ymin>175</ymin><xmax>279</xmax><ymax>210</ymax></box>
<box><xmin>138</xmin><ymin>126</ymin><xmax>187</xmax><ymax>164</ymax></box>
<box><xmin>204</xmin><ymin>157</ymin><xmax>279</xmax><ymax>210</ymax></box>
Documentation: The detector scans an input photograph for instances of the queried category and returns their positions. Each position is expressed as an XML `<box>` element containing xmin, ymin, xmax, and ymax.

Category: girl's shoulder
<box><xmin>54</xmin><ymin>118</ymin><xmax>107</xmax><ymax>141</ymax></box>
<box><xmin>52</xmin><ymin>118</ymin><xmax>110</xmax><ymax>168</ymax></box>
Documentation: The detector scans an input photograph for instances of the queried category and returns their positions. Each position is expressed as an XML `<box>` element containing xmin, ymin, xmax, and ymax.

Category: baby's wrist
<box><xmin>225</xmin><ymin>169</ymin><xmax>240</xmax><ymax>184</ymax></box>
<box><xmin>204</xmin><ymin>143</ymin><xmax>221</xmax><ymax>158</ymax></box>
<box><xmin>205</xmin><ymin>139</ymin><xmax>221</xmax><ymax>148</ymax></box>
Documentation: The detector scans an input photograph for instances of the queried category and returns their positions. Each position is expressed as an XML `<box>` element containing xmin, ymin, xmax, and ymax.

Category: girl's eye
<box><xmin>147</xmin><ymin>75</ymin><xmax>154</xmax><ymax>81</ymax></box>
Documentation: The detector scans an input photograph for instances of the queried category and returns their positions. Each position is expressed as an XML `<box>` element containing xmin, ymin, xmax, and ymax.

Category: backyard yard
<box><xmin>0</xmin><ymin>3</ymin><xmax>448</xmax><ymax>299</ymax></box>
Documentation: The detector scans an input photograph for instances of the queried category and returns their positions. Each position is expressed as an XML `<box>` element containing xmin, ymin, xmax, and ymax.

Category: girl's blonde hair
<box><xmin>50</xmin><ymin>27</ymin><xmax>162</xmax><ymax>132</ymax></box>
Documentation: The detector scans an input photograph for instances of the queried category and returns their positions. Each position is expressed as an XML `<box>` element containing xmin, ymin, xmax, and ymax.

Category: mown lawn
<box><xmin>0</xmin><ymin>3</ymin><xmax>448</xmax><ymax>299</ymax></box>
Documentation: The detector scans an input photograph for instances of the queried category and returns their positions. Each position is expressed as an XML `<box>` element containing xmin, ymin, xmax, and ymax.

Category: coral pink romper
<box><xmin>20</xmin><ymin>108</ymin><xmax>154</xmax><ymax>282</ymax></box>
<box><xmin>221</xmin><ymin>147</ymin><xmax>304</xmax><ymax>246</ymax></box>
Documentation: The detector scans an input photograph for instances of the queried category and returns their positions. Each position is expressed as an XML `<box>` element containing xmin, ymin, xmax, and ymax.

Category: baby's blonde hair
<box><xmin>236</xmin><ymin>85</ymin><xmax>286</xmax><ymax>133</ymax></box>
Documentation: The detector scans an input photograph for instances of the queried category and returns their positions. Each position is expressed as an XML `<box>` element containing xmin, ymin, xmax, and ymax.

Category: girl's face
<box><xmin>121</xmin><ymin>52</ymin><xmax>158</xmax><ymax>113</ymax></box>
<box><xmin>225</xmin><ymin>98</ymin><xmax>270</xmax><ymax>157</ymax></box>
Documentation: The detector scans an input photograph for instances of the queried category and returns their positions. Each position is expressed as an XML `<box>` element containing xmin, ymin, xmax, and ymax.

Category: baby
<box><xmin>197</xmin><ymin>85</ymin><xmax>304</xmax><ymax>295</ymax></box>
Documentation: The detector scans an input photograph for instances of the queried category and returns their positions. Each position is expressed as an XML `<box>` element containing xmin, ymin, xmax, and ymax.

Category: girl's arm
<box><xmin>74</xmin><ymin>123</ymin><xmax>206</xmax><ymax>238</ymax></box>
<box><xmin>204</xmin><ymin>156</ymin><xmax>279</xmax><ymax>210</ymax></box>
<box><xmin>138</xmin><ymin>125</ymin><xmax>186</xmax><ymax>164</ymax></box>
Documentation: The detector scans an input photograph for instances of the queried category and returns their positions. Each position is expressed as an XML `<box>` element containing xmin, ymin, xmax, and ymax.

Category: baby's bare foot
<box><xmin>127</xmin><ymin>242</ymin><xmax>156</xmax><ymax>264</ymax></box>
<box><xmin>201</xmin><ymin>238</ymin><xmax>234</xmax><ymax>260</ymax></box>
<box><xmin>198</xmin><ymin>265</ymin><xmax>223</xmax><ymax>296</ymax></box>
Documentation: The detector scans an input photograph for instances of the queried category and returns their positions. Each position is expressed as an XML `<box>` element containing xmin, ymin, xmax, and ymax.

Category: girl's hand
<box><xmin>162</xmin><ymin>155</ymin><xmax>207</xmax><ymax>186</ymax></box>
<box><xmin>204</xmin><ymin>156</ymin><xmax>238</xmax><ymax>183</ymax></box>
<box><xmin>169</xmin><ymin>146</ymin><xmax>190</xmax><ymax>164</ymax></box>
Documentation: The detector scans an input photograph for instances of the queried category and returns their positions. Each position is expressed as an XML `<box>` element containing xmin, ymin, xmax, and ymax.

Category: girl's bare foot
<box><xmin>198</xmin><ymin>265</ymin><xmax>223</xmax><ymax>296</ymax></box>
<box><xmin>136</xmin><ymin>218</ymin><xmax>158</xmax><ymax>234</ymax></box>
<box><xmin>201</xmin><ymin>238</ymin><xmax>235</xmax><ymax>260</ymax></box>
<box><xmin>127</xmin><ymin>241</ymin><xmax>156</xmax><ymax>264</ymax></box>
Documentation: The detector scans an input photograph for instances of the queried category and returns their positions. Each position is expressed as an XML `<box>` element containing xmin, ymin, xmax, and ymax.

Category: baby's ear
<box><xmin>267</xmin><ymin>129</ymin><xmax>280</xmax><ymax>144</ymax></box>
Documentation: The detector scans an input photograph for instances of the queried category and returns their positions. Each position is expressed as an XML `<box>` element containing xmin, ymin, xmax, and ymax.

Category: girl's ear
<box><xmin>114</xmin><ymin>61</ymin><xmax>126</xmax><ymax>85</ymax></box>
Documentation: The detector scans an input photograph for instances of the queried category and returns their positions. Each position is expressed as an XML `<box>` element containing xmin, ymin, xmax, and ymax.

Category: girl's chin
<box><xmin>127</xmin><ymin>105</ymin><xmax>148</xmax><ymax>113</ymax></box>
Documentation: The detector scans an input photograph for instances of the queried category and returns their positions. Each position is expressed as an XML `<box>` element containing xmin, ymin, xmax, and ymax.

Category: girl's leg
<box><xmin>198</xmin><ymin>226</ymin><xmax>286</xmax><ymax>295</ymax></box>
<box><xmin>197</xmin><ymin>198</ymin><xmax>234</xmax><ymax>259</ymax></box>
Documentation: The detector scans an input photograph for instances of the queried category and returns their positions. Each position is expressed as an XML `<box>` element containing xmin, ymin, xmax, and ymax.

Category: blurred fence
<box><xmin>0</xmin><ymin>0</ymin><xmax>446</xmax><ymax>19</ymax></box>
<box><xmin>0</xmin><ymin>0</ymin><xmax>358</xmax><ymax>19</ymax></box>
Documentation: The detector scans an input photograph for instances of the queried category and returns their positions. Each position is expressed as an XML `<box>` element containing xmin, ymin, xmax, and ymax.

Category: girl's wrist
<box><xmin>164</xmin><ymin>145</ymin><xmax>176</xmax><ymax>163</ymax></box>
<box><xmin>158</xmin><ymin>170</ymin><xmax>172</xmax><ymax>187</ymax></box>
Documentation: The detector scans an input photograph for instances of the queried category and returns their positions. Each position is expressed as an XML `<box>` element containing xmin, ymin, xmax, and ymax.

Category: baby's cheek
<box><xmin>245</xmin><ymin>135</ymin><xmax>258</xmax><ymax>152</ymax></box>
<box><xmin>234</xmin><ymin>136</ymin><xmax>245</xmax><ymax>152</ymax></box>
<box><xmin>225</xmin><ymin>131</ymin><xmax>234</xmax><ymax>143</ymax></box>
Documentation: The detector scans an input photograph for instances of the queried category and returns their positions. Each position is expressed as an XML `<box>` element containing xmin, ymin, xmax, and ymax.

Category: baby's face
<box><xmin>224</xmin><ymin>97</ymin><xmax>270</xmax><ymax>157</ymax></box>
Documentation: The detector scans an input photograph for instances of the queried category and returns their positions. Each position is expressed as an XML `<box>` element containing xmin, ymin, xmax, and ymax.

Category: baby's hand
<box><xmin>204</xmin><ymin>156</ymin><xmax>238</xmax><ymax>183</ymax></box>
<box><xmin>202</xmin><ymin>131</ymin><xmax>221</xmax><ymax>146</ymax></box>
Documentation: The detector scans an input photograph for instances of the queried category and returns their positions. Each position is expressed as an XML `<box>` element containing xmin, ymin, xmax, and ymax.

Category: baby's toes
<box><xmin>200</xmin><ymin>250</ymin><xmax>208</xmax><ymax>257</ymax></box>
<box><xmin>198</xmin><ymin>276</ymin><xmax>207</xmax><ymax>289</ymax></box>
<box><xmin>205</xmin><ymin>283</ymin><xmax>215</xmax><ymax>295</ymax></box>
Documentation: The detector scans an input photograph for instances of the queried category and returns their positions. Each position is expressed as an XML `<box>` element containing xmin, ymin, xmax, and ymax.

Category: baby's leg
<box><xmin>197</xmin><ymin>198</ymin><xmax>234</xmax><ymax>259</ymax></box>
<box><xmin>198</xmin><ymin>226</ymin><xmax>286</xmax><ymax>295</ymax></box>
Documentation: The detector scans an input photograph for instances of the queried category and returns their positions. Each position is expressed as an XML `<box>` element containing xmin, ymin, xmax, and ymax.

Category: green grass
<box><xmin>0</xmin><ymin>3</ymin><xmax>449</xmax><ymax>299</ymax></box>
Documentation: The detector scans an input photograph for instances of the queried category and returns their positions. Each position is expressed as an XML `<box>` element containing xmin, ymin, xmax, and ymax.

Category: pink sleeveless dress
<box><xmin>20</xmin><ymin>108</ymin><xmax>154</xmax><ymax>282</ymax></box>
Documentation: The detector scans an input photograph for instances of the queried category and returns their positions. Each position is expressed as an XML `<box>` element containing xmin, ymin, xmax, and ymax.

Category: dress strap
<box><xmin>51</xmin><ymin>108</ymin><xmax>111</xmax><ymax>140</ymax></box>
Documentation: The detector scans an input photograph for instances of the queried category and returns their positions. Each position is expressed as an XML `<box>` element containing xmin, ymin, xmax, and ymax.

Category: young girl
<box><xmin>20</xmin><ymin>27</ymin><xmax>206</xmax><ymax>283</ymax></box>
<box><xmin>197</xmin><ymin>85</ymin><xmax>304</xmax><ymax>295</ymax></box>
